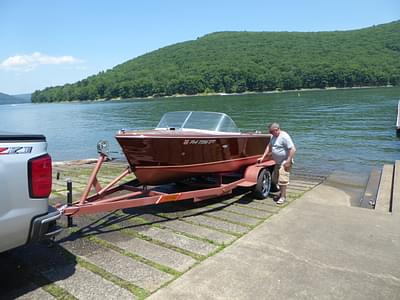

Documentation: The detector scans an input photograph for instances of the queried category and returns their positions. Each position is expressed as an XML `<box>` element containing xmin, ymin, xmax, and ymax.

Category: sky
<box><xmin>0</xmin><ymin>0</ymin><xmax>399</xmax><ymax>95</ymax></box>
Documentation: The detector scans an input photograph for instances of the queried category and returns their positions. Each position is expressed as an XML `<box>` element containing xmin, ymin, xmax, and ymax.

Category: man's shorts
<box><xmin>272</xmin><ymin>163</ymin><xmax>291</xmax><ymax>186</ymax></box>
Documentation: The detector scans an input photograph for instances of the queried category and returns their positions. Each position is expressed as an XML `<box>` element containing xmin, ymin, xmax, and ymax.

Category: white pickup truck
<box><xmin>0</xmin><ymin>132</ymin><xmax>61</xmax><ymax>252</ymax></box>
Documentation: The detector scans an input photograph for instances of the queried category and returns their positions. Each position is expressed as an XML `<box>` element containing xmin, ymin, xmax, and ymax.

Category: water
<box><xmin>1</xmin><ymin>87</ymin><xmax>399</xmax><ymax>175</ymax></box>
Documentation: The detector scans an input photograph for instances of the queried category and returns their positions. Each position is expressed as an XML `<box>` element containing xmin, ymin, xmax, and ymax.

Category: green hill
<box><xmin>32</xmin><ymin>21</ymin><xmax>400</xmax><ymax>102</ymax></box>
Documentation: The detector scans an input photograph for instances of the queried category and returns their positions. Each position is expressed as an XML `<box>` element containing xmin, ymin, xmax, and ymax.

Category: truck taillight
<box><xmin>28</xmin><ymin>154</ymin><xmax>52</xmax><ymax>198</ymax></box>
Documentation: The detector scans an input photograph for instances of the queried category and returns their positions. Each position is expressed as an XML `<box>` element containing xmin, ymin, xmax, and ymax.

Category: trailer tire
<box><xmin>252</xmin><ymin>168</ymin><xmax>271</xmax><ymax>199</ymax></box>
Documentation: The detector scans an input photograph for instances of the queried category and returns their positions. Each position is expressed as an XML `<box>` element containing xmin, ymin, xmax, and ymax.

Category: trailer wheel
<box><xmin>253</xmin><ymin>168</ymin><xmax>271</xmax><ymax>199</ymax></box>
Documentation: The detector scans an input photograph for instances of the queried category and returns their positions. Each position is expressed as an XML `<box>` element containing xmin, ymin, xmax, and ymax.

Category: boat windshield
<box><xmin>156</xmin><ymin>111</ymin><xmax>239</xmax><ymax>133</ymax></box>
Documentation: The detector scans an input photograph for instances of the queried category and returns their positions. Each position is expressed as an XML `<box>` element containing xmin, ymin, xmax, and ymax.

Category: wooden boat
<box><xmin>115</xmin><ymin>111</ymin><xmax>270</xmax><ymax>185</ymax></box>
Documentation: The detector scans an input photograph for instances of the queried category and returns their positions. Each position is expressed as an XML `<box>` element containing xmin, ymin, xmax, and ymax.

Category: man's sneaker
<box><xmin>276</xmin><ymin>197</ymin><xmax>286</xmax><ymax>204</ymax></box>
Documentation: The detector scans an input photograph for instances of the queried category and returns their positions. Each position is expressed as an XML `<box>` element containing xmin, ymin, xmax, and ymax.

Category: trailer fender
<box><xmin>241</xmin><ymin>160</ymin><xmax>275</xmax><ymax>187</ymax></box>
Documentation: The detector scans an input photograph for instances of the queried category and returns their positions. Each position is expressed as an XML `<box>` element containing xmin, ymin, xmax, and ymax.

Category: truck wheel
<box><xmin>253</xmin><ymin>168</ymin><xmax>271</xmax><ymax>199</ymax></box>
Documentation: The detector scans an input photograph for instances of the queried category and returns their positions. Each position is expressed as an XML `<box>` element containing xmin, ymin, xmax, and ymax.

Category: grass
<box><xmin>119</xmin><ymin>228</ymin><xmax>205</xmax><ymax>261</ymax></box>
<box><xmin>87</xmin><ymin>235</ymin><xmax>182</xmax><ymax>277</ymax></box>
<box><xmin>52</xmin><ymin>243</ymin><xmax>149</xmax><ymax>299</ymax></box>
<box><xmin>77</xmin><ymin>258</ymin><xmax>149</xmax><ymax>300</ymax></box>
<box><xmin>150</xmin><ymin>221</ymin><xmax>224</xmax><ymax>246</ymax></box>
<box><xmin>76</xmin><ymin>211</ymin><xmax>206</xmax><ymax>261</ymax></box>
<box><xmin>202</xmin><ymin>212</ymin><xmax>259</xmax><ymax>228</ymax></box>
<box><xmin>41</xmin><ymin>283</ymin><xmax>77</xmax><ymax>300</ymax></box>
<box><xmin>179</xmin><ymin>217</ymin><xmax>244</xmax><ymax>237</ymax></box>
<box><xmin>220</xmin><ymin>207</ymin><xmax>267</xmax><ymax>220</ymax></box>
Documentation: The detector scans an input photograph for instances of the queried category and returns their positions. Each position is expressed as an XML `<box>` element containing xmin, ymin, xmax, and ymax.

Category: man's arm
<box><xmin>284</xmin><ymin>146</ymin><xmax>296</xmax><ymax>170</ymax></box>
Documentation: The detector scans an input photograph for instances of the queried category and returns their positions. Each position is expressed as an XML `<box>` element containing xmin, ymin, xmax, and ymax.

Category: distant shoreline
<box><xmin>34</xmin><ymin>85</ymin><xmax>396</xmax><ymax>104</ymax></box>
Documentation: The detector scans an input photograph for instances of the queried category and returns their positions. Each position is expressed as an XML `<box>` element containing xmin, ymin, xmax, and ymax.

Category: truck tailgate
<box><xmin>0</xmin><ymin>133</ymin><xmax>57</xmax><ymax>252</ymax></box>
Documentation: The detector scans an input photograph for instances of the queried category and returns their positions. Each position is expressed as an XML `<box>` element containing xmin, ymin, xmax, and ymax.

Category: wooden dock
<box><xmin>360</xmin><ymin>160</ymin><xmax>400</xmax><ymax>214</ymax></box>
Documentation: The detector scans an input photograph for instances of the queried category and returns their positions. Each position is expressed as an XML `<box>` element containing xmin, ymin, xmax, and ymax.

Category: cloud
<box><xmin>0</xmin><ymin>52</ymin><xmax>84</xmax><ymax>71</ymax></box>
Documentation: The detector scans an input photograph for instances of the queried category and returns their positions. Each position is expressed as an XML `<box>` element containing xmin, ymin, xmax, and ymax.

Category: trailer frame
<box><xmin>57</xmin><ymin>153</ymin><xmax>275</xmax><ymax>218</ymax></box>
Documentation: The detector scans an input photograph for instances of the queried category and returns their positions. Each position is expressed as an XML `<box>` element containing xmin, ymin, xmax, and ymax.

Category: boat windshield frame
<box><xmin>156</xmin><ymin>111</ymin><xmax>240</xmax><ymax>133</ymax></box>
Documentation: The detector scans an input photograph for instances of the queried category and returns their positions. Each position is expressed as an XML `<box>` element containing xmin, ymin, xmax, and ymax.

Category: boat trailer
<box><xmin>56</xmin><ymin>152</ymin><xmax>275</xmax><ymax>224</ymax></box>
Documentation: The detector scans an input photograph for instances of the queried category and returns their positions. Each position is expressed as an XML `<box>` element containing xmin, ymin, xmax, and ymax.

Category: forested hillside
<box><xmin>32</xmin><ymin>21</ymin><xmax>400</xmax><ymax>102</ymax></box>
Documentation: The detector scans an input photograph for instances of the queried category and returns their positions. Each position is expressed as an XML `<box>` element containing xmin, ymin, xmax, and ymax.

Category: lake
<box><xmin>1</xmin><ymin>87</ymin><xmax>399</xmax><ymax>176</ymax></box>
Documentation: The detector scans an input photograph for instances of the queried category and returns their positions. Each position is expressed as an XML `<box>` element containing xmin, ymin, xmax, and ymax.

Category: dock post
<box><xmin>397</xmin><ymin>100</ymin><xmax>400</xmax><ymax>137</ymax></box>
<box><xmin>392</xmin><ymin>160</ymin><xmax>400</xmax><ymax>214</ymax></box>
<box><xmin>66</xmin><ymin>178</ymin><xmax>73</xmax><ymax>227</ymax></box>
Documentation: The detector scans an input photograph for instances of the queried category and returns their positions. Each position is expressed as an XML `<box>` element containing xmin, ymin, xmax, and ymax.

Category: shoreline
<box><xmin>33</xmin><ymin>85</ymin><xmax>396</xmax><ymax>104</ymax></box>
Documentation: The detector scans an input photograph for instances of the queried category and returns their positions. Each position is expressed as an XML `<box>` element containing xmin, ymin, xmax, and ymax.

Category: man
<box><xmin>257</xmin><ymin>123</ymin><xmax>296</xmax><ymax>204</ymax></box>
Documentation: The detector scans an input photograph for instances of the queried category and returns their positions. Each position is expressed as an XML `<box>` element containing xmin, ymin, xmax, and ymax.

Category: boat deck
<box><xmin>116</xmin><ymin>129</ymin><xmax>269</xmax><ymax>137</ymax></box>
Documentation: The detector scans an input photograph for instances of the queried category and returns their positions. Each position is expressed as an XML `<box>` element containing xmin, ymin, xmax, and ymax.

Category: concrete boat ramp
<box><xmin>1</xmin><ymin>160</ymin><xmax>399</xmax><ymax>299</ymax></box>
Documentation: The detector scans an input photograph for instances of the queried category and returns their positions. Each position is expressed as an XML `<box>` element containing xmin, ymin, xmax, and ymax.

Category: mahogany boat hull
<box><xmin>116</xmin><ymin>131</ymin><xmax>270</xmax><ymax>185</ymax></box>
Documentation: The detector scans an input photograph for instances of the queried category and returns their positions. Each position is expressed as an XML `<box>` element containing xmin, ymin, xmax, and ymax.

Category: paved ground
<box><xmin>149</xmin><ymin>171</ymin><xmax>400</xmax><ymax>300</ymax></box>
<box><xmin>0</xmin><ymin>161</ymin><xmax>326</xmax><ymax>299</ymax></box>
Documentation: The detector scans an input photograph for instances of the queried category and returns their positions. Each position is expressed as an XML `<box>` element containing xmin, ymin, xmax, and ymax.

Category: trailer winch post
<box><xmin>66</xmin><ymin>178</ymin><xmax>73</xmax><ymax>227</ymax></box>
<box><xmin>79</xmin><ymin>153</ymin><xmax>106</xmax><ymax>204</ymax></box>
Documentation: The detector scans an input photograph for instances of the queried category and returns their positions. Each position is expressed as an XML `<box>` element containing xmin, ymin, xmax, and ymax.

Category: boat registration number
<box><xmin>183</xmin><ymin>139</ymin><xmax>216</xmax><ymax>145</ymax></box>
